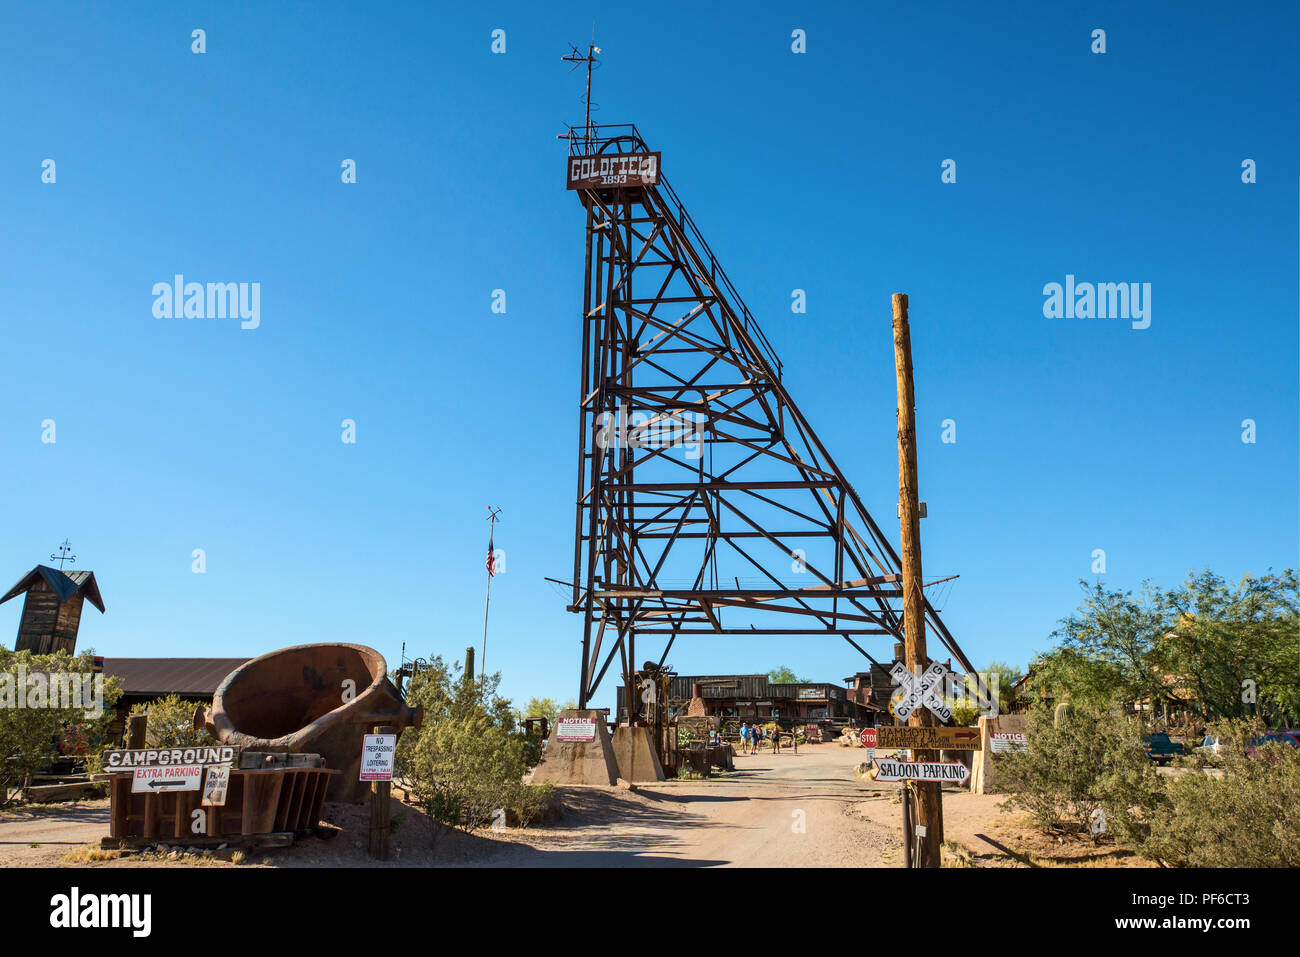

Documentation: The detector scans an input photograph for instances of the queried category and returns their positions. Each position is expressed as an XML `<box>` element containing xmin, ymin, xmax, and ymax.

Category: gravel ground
<box><xmin>1</xmin><ymin>743</ymin><xmax>1142</xmax><ymax>868</ymax></box>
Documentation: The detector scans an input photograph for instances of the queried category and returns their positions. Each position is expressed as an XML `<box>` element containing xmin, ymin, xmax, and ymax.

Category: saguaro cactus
<box><xmin>1054</xmin><ymin>701</ymin><xmax>1074</xmax><ymax>727</ymax></box>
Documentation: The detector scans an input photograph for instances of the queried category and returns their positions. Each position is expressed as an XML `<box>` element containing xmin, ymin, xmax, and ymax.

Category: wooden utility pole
<box><xmin>368</xmin><ymin>724</ymin><xmax>395</xmax><ymax>860</ymax></box>
<box><xmin>892</xmin><ymin>293</ymin><xmax>944</xmax><ymax>868</ymax></box>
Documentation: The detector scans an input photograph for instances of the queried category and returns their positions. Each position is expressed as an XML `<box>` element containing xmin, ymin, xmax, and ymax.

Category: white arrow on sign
<box><xmin>873</xmin><ymin>757</ymin><xmax>971</xmax><ymax>785</ymax></box>
<box><xmin>889</xmin><ymin>661</ymin><xmax>953</xmax><ymax>722</ymax></box>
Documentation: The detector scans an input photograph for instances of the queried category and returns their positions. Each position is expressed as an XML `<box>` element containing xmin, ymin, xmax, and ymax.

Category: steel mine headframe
<box><xmin>562</xmin><ymin>124</ymin><xmax>977</xmax><ymax>714</ymax></box>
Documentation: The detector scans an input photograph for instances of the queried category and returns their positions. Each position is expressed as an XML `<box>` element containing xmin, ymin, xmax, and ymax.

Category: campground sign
<box><xmin>104</xmin><ymin>746</ymin><xmax>236</xmax><ymax>769</ymax></box>
<box><xmin>872</xmin><ymin>757</ymin><xmax>971</xmax><ymax>785</ymax></box>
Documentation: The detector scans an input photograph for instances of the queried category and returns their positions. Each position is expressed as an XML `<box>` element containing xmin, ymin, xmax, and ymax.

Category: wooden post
<box><xmin>901</xmin><ymin>782</ymin><xmax>914</xmax><ymax>868</ymax></box>
<box><xmin>126</xmin><ymin>713</ymin><xmax>148</xmax><ymax>749</ymax></box>
<box><xmin>892</xmin><ymin>292</ymin><xmax>944</xmax><ymax>868</ymax></box>
<box><xmin>368</xmin><ymin>724</ymin><xmax>394</xmax><ymax>860</ymax></box>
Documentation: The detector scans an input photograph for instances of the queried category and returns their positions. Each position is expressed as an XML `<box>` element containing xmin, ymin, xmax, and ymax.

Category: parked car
<box><xmin>1246</xmin><ymin>731</ymin><xmax>1300</xmax><ymax>760</ymax></box>
<box><xmin>1142</xmin><ymin>732</ymin><xmax>1185</xmax><ymax>764</ymax></box>
<box><xmin>1197</xmin><ymin>733</ymin><xmax>1226</xmax><ymax>757</ymax></box>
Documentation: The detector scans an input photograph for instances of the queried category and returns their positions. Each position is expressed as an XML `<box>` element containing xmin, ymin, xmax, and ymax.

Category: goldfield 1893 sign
<box><xmin>566</xmin><ymin>152</ymin><xmax>661</xmax><ymax>190</ymax></box>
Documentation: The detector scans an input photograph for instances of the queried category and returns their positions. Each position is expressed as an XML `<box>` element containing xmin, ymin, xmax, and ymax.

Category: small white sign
<box><xmin>132</xmin><ymin>764</ymin><xmax>203</xmax><ymax>793</ymax></box>
<box><xmin>991</xmin><ymin>731</ymin><xmax>1027</xmax><ymax>754</ymax></box>
<box><xmin>202</xmin><ymin>765</ymin><xmax>230</xmax><ymax>806</ymax></box>
<box><xmin>556</xmin><ymin>717</ymin><xmax>598</xmax><ymax>743</ymax></box>
<box><xmin>360</xmin><ymin>733</ymin><xmax>397</xmax><ymax>781</ymax></box>
<box><xmin>872</xmin><ymin>757</ymin><xmax>971</xmax><ymax>785</ymax></box>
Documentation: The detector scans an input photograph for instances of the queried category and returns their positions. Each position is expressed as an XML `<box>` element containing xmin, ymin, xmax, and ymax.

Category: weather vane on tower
<box><xmin>561</xmin><ymin>29</ymin><xmax>602</xmax><ymax>155</ymax></box>
<box><xmin>50</xmin><ymin>539</ymin><xmax>76</xmax><ymax>570</ymax></box>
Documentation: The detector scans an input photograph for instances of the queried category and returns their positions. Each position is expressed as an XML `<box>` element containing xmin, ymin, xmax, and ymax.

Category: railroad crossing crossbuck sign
<box><xmin>890</xmin><ymin>661</ymin><xmax>953</xmax><ymax>722</ymax></box>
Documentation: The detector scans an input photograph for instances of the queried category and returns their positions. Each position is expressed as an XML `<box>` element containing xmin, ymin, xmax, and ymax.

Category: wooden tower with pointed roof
<box><xmin>1</xmin><ymin>565</ymin><xmax>105</xmax><ymax>655</ymax></box>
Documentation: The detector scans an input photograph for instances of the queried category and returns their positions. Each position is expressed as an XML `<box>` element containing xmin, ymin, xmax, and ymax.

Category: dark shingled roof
<box><xmin>101</xmin><ymin>658</ymin><xmax>249</xmax><ymax>697</ymax></box>
<box><xmin>0</xmin><ymin>565</ymin><xmax>105</xmax><ymax>612</ymax></box>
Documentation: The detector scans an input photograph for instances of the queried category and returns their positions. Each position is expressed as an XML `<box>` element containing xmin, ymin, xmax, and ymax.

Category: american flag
<box><xmin>486</xmin><ymin>535</ymin><xmax>497</xmax><ymax>577</ymax></box>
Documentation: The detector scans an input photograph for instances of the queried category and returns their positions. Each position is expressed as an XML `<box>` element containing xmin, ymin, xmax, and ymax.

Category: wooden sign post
<box><xmin>367</xmin><ymin>725</ymin><xmax>396</xmax><ymax>860</ymax></box>
<box><xmin>892</xmin><ymin>292</ymin><xmax>944</xmax><ymax>868</ymax></box>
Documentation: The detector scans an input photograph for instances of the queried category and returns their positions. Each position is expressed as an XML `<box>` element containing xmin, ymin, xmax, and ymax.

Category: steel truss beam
<box><xmin>566</xmin><ymin>124</ymin><xmax>976</xmax><ymax>713</ymax></box>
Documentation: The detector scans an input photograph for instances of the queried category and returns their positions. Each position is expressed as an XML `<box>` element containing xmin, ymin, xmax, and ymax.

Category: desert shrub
<box><xmin>0</xmin><ymin>649</ymin><xmax>122</xmax><ymax>804</ymax></box>
<box><xmin>1138</xmin><ymin>717</ymin><xmax>1300</xmax><ymax>867</ymax></box>
<box><xmin>395</xmin><ymin>656</ymin><xmax>553</xmax><ymax>843</ymax></box>
<box><xmin>997</xmin><ymin>699</ymin><xmax>1159</xmax><ymax>844</ymax></box>
<box><xmin>127</xmin><ymin>694</ymin><xmax>213</xmax><ymax>749</ymax></box>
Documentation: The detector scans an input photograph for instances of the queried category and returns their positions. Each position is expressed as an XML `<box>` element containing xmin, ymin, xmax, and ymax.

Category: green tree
<box><xmin>1026</xmin><ymin>580</ymin><xmax>1170</xmax><ymax>712</ymax></box>
<box><xmin>1139</xmin><ymin>717</ymin><xmax>1300</xmax><ymax>867</ymax></box>
<box><xmin>997</xmin><ymin>699</ymin><xmax>1159</xmax><ymax>845</ymax></box>
<box><xmin>395</xmin><ymin>656</ymin><xmax>552</xmax><ymax>843</ymax></box>
<box><xmin>128</xmin><ymin>694</ymin><xmax>214</xmax><ymax>749</ymax></box>
<box><xmin>0</xmin><ymin>649</ymin><xmax>123</xmax><ymax>805</ymax></box>
<box><xmin>768</xmin><ymin>666</ymin><xmax>808</xmax><ymax>684</ymax></box>
<box><xmin>517</xmin><ymin>696</ymin><xmax>577</xmax><ymax>725</ymax></box>
<box><xmin>1159</xmin><ymin>568</ymin><xmax>1299</xmax><ymax>723</ymax></box>
<box><xmin>984</xmin><ymin>660</ymin><xmax>1023</xmax><ymax>714</ymax></box>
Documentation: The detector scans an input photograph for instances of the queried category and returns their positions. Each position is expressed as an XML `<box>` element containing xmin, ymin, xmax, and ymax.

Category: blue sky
<box><xmin>2</xmin><ymin>1</ymin><xmax>1296</xmax><ymax>713</ymax></box>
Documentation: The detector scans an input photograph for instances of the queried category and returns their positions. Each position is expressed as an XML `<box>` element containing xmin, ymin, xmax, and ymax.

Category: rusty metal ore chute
<box><xmin>563</xmin><ymin>123</ymin><xmax>980</xmax><ymax>722</ymax></box>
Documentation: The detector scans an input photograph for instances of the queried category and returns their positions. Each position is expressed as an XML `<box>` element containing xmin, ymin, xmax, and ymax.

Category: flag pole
<box><xmin>481</xmin><ymin>506</ymin><xmax>502</xmax><ymax>688</ymax></box>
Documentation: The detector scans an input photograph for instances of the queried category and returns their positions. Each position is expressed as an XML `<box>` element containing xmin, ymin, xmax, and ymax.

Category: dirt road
<box><xmin>0</xmin><ymin>801</ymin><xmax>111</xmax><ymax>865</ymax></box>
<box><xmin>6</xmin><ymin>743</ymin><xmax>1107</xmax><ymax>868</ymax></box>
<box><xmin>457</xmin><ymin>742</ymin><xmax>901</xmax><ymax>867</ymax></box>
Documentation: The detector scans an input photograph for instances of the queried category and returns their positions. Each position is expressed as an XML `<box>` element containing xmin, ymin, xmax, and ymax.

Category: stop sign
<box><xmin>859</xmin><ymin>728</ymin><xmax>876</xmax><ymax>749</ymax></box>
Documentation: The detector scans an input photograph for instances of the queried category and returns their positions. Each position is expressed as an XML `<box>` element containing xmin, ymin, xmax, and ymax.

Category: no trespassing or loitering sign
<box><xmin>360</xmin><ymin>733</ymin><xmax>397</xmax><ymax>781</ymax></box>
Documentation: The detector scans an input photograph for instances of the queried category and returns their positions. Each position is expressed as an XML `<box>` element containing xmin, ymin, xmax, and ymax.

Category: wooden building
<box><xmin>0</xmin><ymin>565</ymin><xmax>105</xmax><ymax>655</ymax></box>
<box><xmin>99</xmin><ymin>657</ymin><xmax>250</xmax><ymax>743</ymax></box>
<box><xmin>618</xmin><ymin>673</ymin><xmax>856</xmax><ymax>726</ymax></box>
<box><xmin>843</xmin><ymin>665</ymin><xmax>899</xmax><ymax>717</ymax></box>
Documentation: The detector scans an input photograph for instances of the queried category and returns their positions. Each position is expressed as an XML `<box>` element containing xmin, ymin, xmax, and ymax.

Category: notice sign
<box><xmin>566</xmin><ymin>152</ymin><xmax>661</xmax><ymax>190</ymax></box>
<box><xmin>556</xmin><ymin>717</ymin><xmax>598</xmax><ymax>743</ymax></box>
<box><xmin>991</xmin><ymin>731</ymin><xmax>1028</xmax><ymax>754</ymax></box>
<box><xmin>360</xmin><ymin>733</ymin><xmax>397</xmax><ymax>781</ymax></box>
<box><xmin>202</xmin><ymin>766</ymin><xmax>230</xmax><ymax>806</ymax></box>
<box><xmin>873</xmin><ymin>757</ymin><xmax>971</xmax><ymax>785</ymax></box>
<box><xmin>132</xmin><ymin>765</ymin><xmax>203</xmax><ymax>793</ymax></box>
